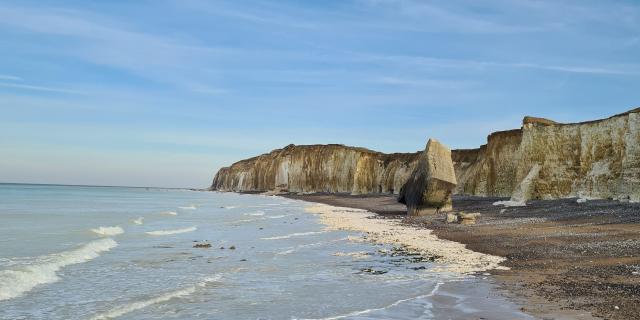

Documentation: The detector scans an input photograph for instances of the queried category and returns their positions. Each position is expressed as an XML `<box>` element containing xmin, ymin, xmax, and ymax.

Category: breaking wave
<box><xmin>160</xmin><ymin>211</ymin><xmax>177</xmax><ymax>216</ymax></box>
<box><xmin>178</xmin><ymin>205</ymin><xmax>197</xmax><ymax>210</ymax></box>
<box><xmin>90</xmin><ymin>226</ymin><xmax>124</xmax><ymax>236</ymax></box>
<box><xmin>89</xmin><ymin>275</ymin><xmax>221</xmax><ymax>320</ymax></box>
<box><xmin>244</xmin><ymin>210</ymin><xmax>265</xmax><ymax>216</ymax></box>
<box><xmin>262</xmin><ymin>231</ymin><xmax>326</xmax><ymax>240</ymax></box>
<box><xmin>145</xmin><ymin>226</ymin><xmax>197</xmax><ymax>236</ymax></box>
<box><xmin>132</xmin><ymin>217</ymin><xmax>144</xmax><ymax>225</ymax></box>
<box><xmin>0</xmin><ymin>238</ymin><xmax>117</xmax><ymax>301</ymax></box>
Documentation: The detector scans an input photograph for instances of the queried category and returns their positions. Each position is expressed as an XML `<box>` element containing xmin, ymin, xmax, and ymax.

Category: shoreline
<box><xmin>284</xmin><ymin>193</ymin><xmax>640</xmax><ymax>320</ymax></box>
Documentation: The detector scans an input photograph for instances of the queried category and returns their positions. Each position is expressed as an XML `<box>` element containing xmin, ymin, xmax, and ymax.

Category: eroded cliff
<box><xmin>452</xmin><ymin>108</ymin><xmax>640</xmax><ymax>202</ymax></box>
<box><xmin>211</xmin><ymin>108</ymin><xmax>640</xmax><ymax>202</ymax></box>
<box><xmin>211</xmin><ymin>144</ymin><xmax>420</xmax><ymax>195</ymax></box>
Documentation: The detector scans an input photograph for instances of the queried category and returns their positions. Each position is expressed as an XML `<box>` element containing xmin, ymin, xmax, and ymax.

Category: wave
<box><xmin>244</xmin><ymin>210</ymin><xmax>265</xmax><ymax>216</ymax></box>
<box><xmin>132</xmin><ymin>217</ymin><xmax>144</xmax><ymax>225</ymax></box>
<box><xmin>0</xmin><ymin>238</ymin><xmax>117</xmax><ymax>301</ymax></box>
<box><xmin>160</xmin><ymin>211</ymin><xmax>177</xmax><ymax>216</ymax></box>
<box><xmin>89</xmin><ymin>275</ymin><xmax>221</xmax><ymax>320</ymax></box>
<box><xmin>145</xmin><ymin>226</ymin><xmax>197</xmax><ymax>236</ymax></box>
<box><xmin>267</xmin><ymin>214</ymin><xmax>289</xmax><ymax>219</ymax></box>
<box><xmin>90</xmin><ymin>226</ymin><xmax>124</xmax><ymax>236</ymax></box>
<box><xmin>178</xmin><ymin>205</ymin><xmax>197</xmax><ymax>210</ymax></box>
<box><xmin>296</xmin><ymin>282</ymin><xmax>443</xmax><ymax>320</ymax></box>
<box><xmin>261</xmin><ymin>231</ymin><xmax>326</xmax><ymax>240</ymax></box>
<box><xmin>223</xmin><ymin>206</ymin><xmax>237</xmax><ymax>209</ymax></box>
<box><xmin>276</xmin><ymin>237</ymin><xmax>348</xmax><ymax>255</ymax></box>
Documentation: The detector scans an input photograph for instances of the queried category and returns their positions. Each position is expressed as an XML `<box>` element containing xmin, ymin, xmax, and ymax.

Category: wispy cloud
<box><xmin>373</xmin><ymin>76</ymin><xmax>472</xmax><ymax>89</ymax></box>
<box><xmin>0</xmin><ymin>74</ymin><xmax>22</xmax><ymax>81</ymax></box>
<box><xmin>0</xmin><ymin>4</ymin><xmax>230</xmax><ymax>94</ymax></box>
<box><xmin>362</xmin><ymin>53</ymin><xmax>640</xmax><ymax>76</ymax></box>
<box><xmin>0</xmin><ymin>82</ymin><xmax>81</xmax><ymax>94</ymax></box>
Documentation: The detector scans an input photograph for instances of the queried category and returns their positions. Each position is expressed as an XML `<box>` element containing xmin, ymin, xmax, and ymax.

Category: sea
<box><xmin>0</xmin><ymin>184</ymin><xmax>533</xmax><ymax>319</ymax></box>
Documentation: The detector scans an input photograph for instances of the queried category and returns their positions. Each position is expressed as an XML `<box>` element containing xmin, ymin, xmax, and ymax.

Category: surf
<box><xmin>145</xmin><ymin>226</ymin><xmax>197</xmax><ymax>236</ymax></box>
<box><xmin>0</xmin><ymin>238</ymin><xmax>117</xmax><ymax>301</ymax></box>
<box><xmin>89</xmin><ymin>275</ymin><xmax>221</xmax><ymax>320</ymax></box>
<box><xmin>90</xmin><ymin>226</ymin><xmax>124</xmax><ymax>236</ymax></box>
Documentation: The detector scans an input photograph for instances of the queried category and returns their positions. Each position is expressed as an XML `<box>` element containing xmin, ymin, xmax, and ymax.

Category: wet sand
<box><xmin>286</xmin><ymin>193</ymin><xmax>640</xmax><ymax>320</ymax></box>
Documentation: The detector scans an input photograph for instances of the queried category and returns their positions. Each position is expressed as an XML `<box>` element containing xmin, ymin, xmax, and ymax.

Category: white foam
<box><xmin>244</xmin><ymin>210</ymin><xmax>265</xmax><ymax>216</ymax></box>
<box><xmin>145</xmin><ymin>226</ymin><xmax>197</xmax><ymax>236</ymax></box>
<box><xmin>223</xmin><ymin>206</ymin><xmax>237</xmax><ymax>209</ymax></box>
<box><xmin>89</xmin><ymin>275</ymin><xmax>220</xmax><ymax>320</ymax></box>
<box><xmin>577</xmin><ymin>198</ymin><xmax>588</xmax><ymax>203</ymax></box>
<box><xmin>132</xmin><ymin>217</ymin><xmax>144</xmax><ymax>225</ymax></box>
<box><xmin>0</xmin><ymin>238</ymin><xmax>117</xmax><ymax>301</ymax></box>
<box><xmin>276</xmin><ymin>237</ymin><xmax>348</xmax><ymax>255</ymax></box>
<box><xmin>267</xmin><ymin>214</ymin><xmax>290</xmax><ymax>219</ymax></box>
<box><xmin>160</xmin><ymin>211</ymin><xmax>177</xmax><ymax>216</ymax></box>
<box><xmin>90</xmin><ymin>226</ymin><xmax>124</xmax><ymax>236</ymax></box>
<box><xmin>178</xmin><ymin>205</ymin><xmax>197</xmax><ymax>210</ymax></box>
<box><xmin>296</xmin><ymin>282</ymin><xmax>443</xmax><ymax>320</ymax></box>
<box><xmin>261</xmin><ymin>231</ymin><xmax>326</xmax><ymax>240</ymax></box>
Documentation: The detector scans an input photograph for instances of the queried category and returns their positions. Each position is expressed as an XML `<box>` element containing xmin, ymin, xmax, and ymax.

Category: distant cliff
<box><xmin>211</xmin><ymin>144</ymin><xmax>420</xmax><ymax>195</ymax></box>
<box><xmin>211</xmin><ymin>108</ymin><xmax>640</xmax><ymax>202</ymax></box>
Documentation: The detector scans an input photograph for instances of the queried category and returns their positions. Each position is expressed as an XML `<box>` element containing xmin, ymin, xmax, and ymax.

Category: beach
<box><xmin>287</xmin><ymin>193</ymin><xmax>640</xmax><ymax>320</ymax></box>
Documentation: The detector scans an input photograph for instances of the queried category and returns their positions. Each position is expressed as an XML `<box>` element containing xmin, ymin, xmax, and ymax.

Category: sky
<box><xmin>1</xmin><ymin>0</ymin><xmax>639</xmax><ymax>188</ymax></box>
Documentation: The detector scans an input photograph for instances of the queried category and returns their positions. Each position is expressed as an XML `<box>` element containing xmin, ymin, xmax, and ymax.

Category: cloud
<box><xmin>0</xmin><ymin>82</ymin><xmax>81</xmax><ymax>94</ymax></box>
<box><xmin>361</xmin><ymin>53</ymin><xmax>640</xmax><ymax>76</ymax></box>
<box><xmin>0</xmin><ymin>74</ymin><xmax>22</xmax><ymax>81</ymax></box>
<box><xmin>0</xmin><ymin>3</ymin><xmax>232</xmax><ymax>93</ymax></box>
<box><xmin>373</xmin><ymin>76</ymin><xmax>472</xmax><ymax>89</ymax></box>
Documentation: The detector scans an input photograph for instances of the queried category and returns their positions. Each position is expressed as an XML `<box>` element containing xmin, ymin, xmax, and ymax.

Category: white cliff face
<box><xmin>212</xmin><ymin>108</ymin><xmax>640</xmax><ymax>202</ymax></box>
<box><xmin>211</xmin><ymin>144</ymin><xmax>419</xmax><ymax>195</ymax></box>
<box><xmin>453</xmin><ymin>108</ymin><xmax>640</xmax><ymax>202</ymax></box>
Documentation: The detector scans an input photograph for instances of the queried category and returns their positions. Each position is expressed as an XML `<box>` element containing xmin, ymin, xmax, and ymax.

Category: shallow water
<box><xmin>0</xmin><ymin>184</ymin><xmax>532</xmax><ymax>319</ymax></box>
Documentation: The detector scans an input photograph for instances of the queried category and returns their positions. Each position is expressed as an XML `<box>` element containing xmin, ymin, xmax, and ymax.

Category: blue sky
<box><xmin>1</xmin><ymin>0</ymin><xmax>639</xmax><ymax>188</ymax></box>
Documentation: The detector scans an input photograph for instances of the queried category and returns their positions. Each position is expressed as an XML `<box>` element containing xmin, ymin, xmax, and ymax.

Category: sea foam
<box><xmin>90</xmin><ymin>226</ymin><xmax>124</xmax><ymax>236</ymax></box>
<box><xmin>89</xmin><ymin>275</ymin><xmax>220</xmax><ymax>320</ymax></box>
<box><xmin>145</xmin><ymin>226</ymin><xmax>197</xmax><ymax>236</ymax></box>
<box><xmin>0</xmin><ymin>238</ymin><xmax>117</xmax><ymax>301</ymax></box>
<box><xmin>178</xmin><ymin>205</ymin><xmax>197</xmax><ymax>210</ymax></box>
<box><xmin>132</xmin><ymin>217</ymin><xmax>144</xmax><ymax>225</ymax></box>
<box><xmin>261</xmin><ymin>231</ymin><xmax>326</xmax><ymax>240</ymax></box>
<box><xmin>160</xmin><ymin>211</ymin><xmax>177</xmax><ymax>216</ymax></box>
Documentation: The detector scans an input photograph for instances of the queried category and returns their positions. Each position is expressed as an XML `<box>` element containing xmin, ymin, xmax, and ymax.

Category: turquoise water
<box><xmin>0</xmin><ymin>184</ymin><xmax>531</xmax><ymax>319</ymax></box>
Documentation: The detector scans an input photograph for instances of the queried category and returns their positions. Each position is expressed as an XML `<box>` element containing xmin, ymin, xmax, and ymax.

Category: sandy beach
<box><xmin>286</xmin><ymin>193</ymin><xmax>640</xmax><ymax>320</ymax></box>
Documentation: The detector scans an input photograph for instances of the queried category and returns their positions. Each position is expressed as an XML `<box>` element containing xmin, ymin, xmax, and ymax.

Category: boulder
<box><xmin>399</xmin><ymin>139</ymin><xmax>457</xmax><ymax>216</ymax></box>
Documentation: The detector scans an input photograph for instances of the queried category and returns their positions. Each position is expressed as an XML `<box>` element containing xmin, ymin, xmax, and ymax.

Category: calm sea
<box><xmin>0</xmin><ymin>184</ymin><xmax>531</xmax><ymax>319</ymax></box>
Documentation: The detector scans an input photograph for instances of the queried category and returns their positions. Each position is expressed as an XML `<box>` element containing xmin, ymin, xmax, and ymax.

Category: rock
<box><xmin>229</xmin><ymin>245</ymin><xmax>236</xmax><ymax>250</ymax></box>
<box><xmin>398</xmin><ymin>139</ymin><xmax>457</xmax><ymax>216</ymax></box>
<box><xmin>446</xmin><ymin>213</ymin><xmax>458</xmax><ymax>223</ymax></box>
<box><xmin>219</xmin><ymin>246</ymin><xmax>225</xmax><ymax>249</ymax></box>
<box><xmin>508</xmin><ymin>164</ymin><xmax>541</xmax><ymax>204</ymax></box>
<box><xmin>193</xmin><ymin>243</ymin><xmax>211</xmax><ymax>248</ymax></box>
<box><xmin>458</xmin><ymin>212</ymin><xmax>480</xmax><ymax>220</ymax></box>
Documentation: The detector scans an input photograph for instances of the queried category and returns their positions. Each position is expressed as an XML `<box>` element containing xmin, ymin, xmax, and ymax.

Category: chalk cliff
<box><xmin>211</xmin><ymin>144</ymin><xmax>420</xmax><ymax>195</ymax></box>
<box><xmin>452</xmin><ymin>108</ymin><xmax>640</xmax><ymax>202</ymax></box>
<box><xmin>211</xmin><ymin>108</ymin><xmax>640</xmax><ymax>202</ymax></box>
